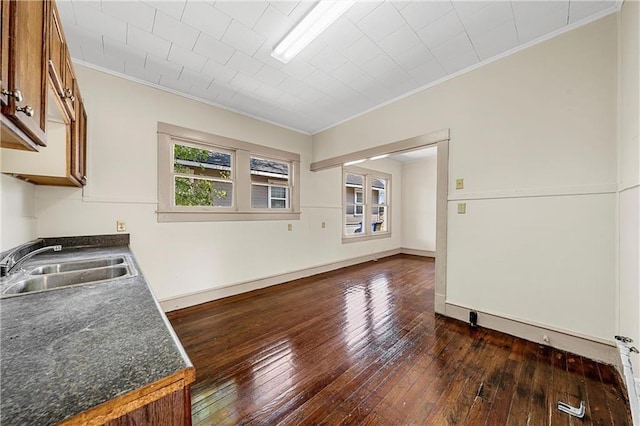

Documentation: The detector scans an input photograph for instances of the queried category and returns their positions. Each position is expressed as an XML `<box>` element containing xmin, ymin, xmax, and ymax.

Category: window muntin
<box><xmin>343</xmin><ymin>167</ymin><xmax>391</xmax><ymax>241</ymax></box>
<box><xmin>172</xmin><ymin>142</ymin><xmax>234</xmax><ymax>208</ymax></box>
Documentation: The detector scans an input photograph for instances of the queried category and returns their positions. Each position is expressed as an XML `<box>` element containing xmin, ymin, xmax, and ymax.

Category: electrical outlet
<box><xmin>288</xmin><ymin>224</ymin><xmax>292</xmax><ymax>231</ymax></box>
<box><xmin>455</xmin><ymin>178</ymin><xmax>464</xmax><ymax>190</ymax></box>
<box><xmin>116</xmin><ymin>220</ymin><xmax>127</xmax><ymax>232</ymax></box>
<box><xmin>322</xmin><ymin>222</ymin><xmax>326</xmax><ymax>229</ymax></box>
<box><xmin>457</xmin><ymin>203</ymin><xmax>466</xmax><ymax>214</ymax></box>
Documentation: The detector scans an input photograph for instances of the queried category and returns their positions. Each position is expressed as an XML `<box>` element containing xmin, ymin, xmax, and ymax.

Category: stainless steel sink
<box><xmin>29</xmin><ymin>257</ymin><xmax>126</xmax><ymax>275</ymax></box>
<box><xmin>1</xmin><ymin>255</ymin><xmax>137</xmax><ymax>297</ymax></box>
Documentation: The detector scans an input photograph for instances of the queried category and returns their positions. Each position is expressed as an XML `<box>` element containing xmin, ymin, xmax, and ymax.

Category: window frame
<box><xmin>342</xmin><ymin>166</ymin><xmax>392</xmax><ymax>243</ymax></box>
<box><xmin>158</xmin><ymin>122</ymin><xmax>301</xmax><ymax>222</ymax></box>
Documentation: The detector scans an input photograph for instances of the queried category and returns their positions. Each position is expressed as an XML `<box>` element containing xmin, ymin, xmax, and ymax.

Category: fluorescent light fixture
<box><xmin>272</xmin><ymin>1</ymin><xmax>355</xmax><ymax>64</ymax></box>
<box><xmin>344</xmin><ymin>159</ymin><xmax>366</xmax><ymax>166</ymax></box>
<box><xmin>369</xmin><ymin>154</ymin><xmax>389</xmax><ymax>161</ymax></box>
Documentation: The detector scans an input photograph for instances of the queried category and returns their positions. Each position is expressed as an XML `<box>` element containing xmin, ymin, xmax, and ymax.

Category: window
<box><xmin>343</xmin><ymin>166</ymin><xmax>391</xmax><ymax>242</ymax></box>
<box><xmin>158</xmin><ymin>123</ymin><xmax>300</xmax><ymax>222</ymax></box>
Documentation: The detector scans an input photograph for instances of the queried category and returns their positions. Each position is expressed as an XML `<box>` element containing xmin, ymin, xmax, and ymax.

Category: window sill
<box><xmin>342</xmin><ymin>232</ymin><xmax>391</xmax><ymax>244</ymax></box>
<box><xmin>157</xmin><ymin>211</ymin><xmax>301</xmax><ymax>223</ymax></box>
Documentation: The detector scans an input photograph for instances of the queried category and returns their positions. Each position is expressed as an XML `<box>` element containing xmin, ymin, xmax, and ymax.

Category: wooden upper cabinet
<box><xmin>1</xmin><ymin>0</ymin><xmax>49</xmax><ymax>148</ymax></box>
<box><xmin>1</xmin><ymin>0</ymin><xmax>9</xmax><ymax>108</ymax></box>
<box><xmin>48</xmin><ymin>1</ymin><xmax>65</xmax><ymax>97</ymax></box>
<box><xmin>62</xmin><ymin>50</ymin><xmax>76</xmax><ymax>121</ymax></box>
<box><xmin>70</xmin><ymin>90</ymin><xmax>87</xmax><ymax>185</ymax></box>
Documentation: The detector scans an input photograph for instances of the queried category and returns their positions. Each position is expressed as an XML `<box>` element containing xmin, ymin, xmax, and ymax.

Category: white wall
<box><xmin>401</xmin><ymin>154</ymin><xmax>437</xmax><ymax>252</ymax></box>
<box><xmin>0</xmin><ymin>174</ymin><xmax>37</xmax><ymax>251</ymax></box>
<box><xmin>34</xmin><ymin>66</ymin><xmax>402</xmax><ymax>304</ymax></box>
<box><xmin>313</xmin><ymin>16</ymin><xmax>618</xmax><ymax>342</ymax></box>
<box><xmin>617</xmin><ymin>0</ymin><xmax>640</xmax><ymax>374</ymax></box>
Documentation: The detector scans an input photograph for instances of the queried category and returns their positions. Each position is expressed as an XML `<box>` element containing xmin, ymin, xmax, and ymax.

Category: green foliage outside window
<box><xmin>174</xmin><ymin>144</ymin><xmax>231</xmax><ymax>206</ymax></box>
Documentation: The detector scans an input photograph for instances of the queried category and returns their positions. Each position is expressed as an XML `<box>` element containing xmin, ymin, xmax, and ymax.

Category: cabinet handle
<box><xmin>16</xmin><ymin>105</ymin><xmax>34</xmax><ymax>117</ymax></box>
<box><xmin>64</xmin><ymin>88</ymin><xmax>75</xmax><ymax>102</ymax></box>
<box><xmin>2</xmin><ymin>89</ymin><xmax>23</xmax><ymax>102</ymax></box>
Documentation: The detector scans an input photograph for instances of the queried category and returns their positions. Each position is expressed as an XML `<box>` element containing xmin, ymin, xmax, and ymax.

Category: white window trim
<box><xmin>157</xmin><ymin>122</ymin><xmax>301</xmax><ymax>222</ymax></box>
<box><xmin>342</xmin><ymin>166</ymin><xmax>391</xmax><ymax>243</ymax></box>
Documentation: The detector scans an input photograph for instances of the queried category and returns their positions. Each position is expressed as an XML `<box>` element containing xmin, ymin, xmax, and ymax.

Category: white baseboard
<box><xmin>445</xmin><ymin>303</ymin><xmax>619</xmax><ymax>365</ymax></box>
<box><xmin>400</xmin><ymin>248</ymin><xmax>435</xmax><ymax>257</ymax></box>
<box><xmin>160</xmin><ymin>248</ymin><xmax>402</xmax><ymax>312</ymax></box>
<box><xmin>434</xmin><ymin>293</ymin><xmax>446</xmax><ymax>315</ymax></box>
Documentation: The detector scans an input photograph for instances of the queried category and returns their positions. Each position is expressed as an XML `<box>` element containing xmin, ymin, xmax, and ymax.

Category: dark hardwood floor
<box><xmin>167</xmin><ymin>255</ymin><xmax>631</xmax><ymax>425</ymax></box>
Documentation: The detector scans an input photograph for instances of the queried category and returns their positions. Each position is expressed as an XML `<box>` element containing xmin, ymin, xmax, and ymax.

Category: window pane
<box><xmin>250</xmin><ymin>157</ymin><xmax>289</xmax><ymax>181</ymax></box>
<box><xmin>345</xmin><ymin>173</ymin><xmax>365</xmax><ymax>234</ymax></box>
<box><xmin>175</xmin><ymin>177</ymin><xmax>233</xmax><ymax>207</ymax></box>
<box><xmin>372</xmin><ymin>206</ymin><xmax>386</xmax><ymax>233</ymax></box>
<box><xmin>270</xmin><ymin>186</ymin><xmax>286</xmax><ymax>199</ymax></box>
<box><xmin>371</xmin><ymin>178</ymin><xmax>386</xmax><ymax>204</ymax></box>
<box><xmin>271</xmin><ymin>199</ymin><xmax>286</xmax><ymax>208</ymax></box>
<box><xmin>346</xmin><ymin>173</ymin><xmax>363</xmax><ymax>187</ymax></box>
<box><xmin>174</xmin><ymin>143</ymin><xmax>232</xmax><ymax>179</ymax></box>
<box><xmin>251</xmin><ymin>185</ymin><xmax>269</xmax><ymax>208</ymax></box>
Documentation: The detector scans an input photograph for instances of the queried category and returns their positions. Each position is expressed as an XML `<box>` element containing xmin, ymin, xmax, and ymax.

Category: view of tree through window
<box><xmin>173</xmin><ymin>144</ymin><xmax>233</xmax><ymax>207</ymax></box>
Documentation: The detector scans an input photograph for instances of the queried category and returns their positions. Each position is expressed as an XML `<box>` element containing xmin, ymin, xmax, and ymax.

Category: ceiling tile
<box><xmin>226</xmin><ymin>51</ymin><xmax>265</xmax><ymax>76</ymax></box>
<box><xmin>393</xmin><ymin>44</ymin><xmax>434</xmax><ymax>71</ymax></box>
<box><xmin>458</xmin><ymin>2</ymin><xmax>514</xmax><ymax>39</ymax></box>
<box><xmin>145</xmin><ymin>53</ymin><xmax>183</xmax><ymax>80</ymax></box>
<box><xmin>180</xmin><ymin>67</ymin><xmax>214</xmax><ymax>91</ymax></box>
<box><xmin>125</xmin><ymin>61</ymin><xmax>162</xmax><ymax>84</ymax></box>
<box><xmin>332</xmin><ymin>61</ymin><xmax>365</xmax><ymax>84</ymax></box>
<box><xmin>343</xmin><ymin>36</ymin><xmax>382</xmax><ymax>66</ymax></box>
<box><xmin>417</xmin><ymin>10</ymin><xmax>465</xmax><ymax>50</ymax></box>
<box><xmin>345</xmin><ymin>2</ymin><xmax>382</xmax><ymax>23</ymax></box>
<box><xmin>516</xmin><ymin>13</ymin><xmax>567</xmax><ymax>44</ymax></box>
<box><xmin>181</xmin><ymin>2</ymin><xmax>231</xmax><ymax>39</ymax></box>
<box><xmin>452</xmin><ymin>1</ymin><xmax>490</xmax><ymax>21</ymax></box>
<box><xmin>308</xmin><ymin>46</ymin><xmax>348</xmax><ymax>73</ymax></box>
<box><xmin>472</xmin><ymin>19</ymin><xmax>518</xmax><ymax>61</ymax></box>
<box><xmin>160</xmin><ymin>73</ymin><xmax>193</xmax><ymax>93</ymax></box>
<box><xmin>252</xmin><ymin>44</ymin><xmax>286</xmax><ymax>69</ymax></box>
<box><xmin>221</xmin><ymin>21</ymin><xmax>266</xmax><ymax>56</ymax></box>
<box><xmin>104</xmin><ymin>36</ymin><xmax>146</xmax><ymax>70</ymax></box>
<box><xmin>406</xmin><ymin>59</ymin><xmax>447</xmax><ymax>85</ymax></box>
<box><xmin>254</xmin><ymin>83</ymin><xmax>284</xmax><ymax>101</ymax></box>
<box><xmin>431</xmin><ymin>32</ymin><xmax>475</xmax><ymax>61</ymax></box>
<box><xmin>279</xmin><ymin>77</ymin><xmax>309</xmax><ymax>96</ymax></box>
<box><xmin>201</xmin><ymin>59</ymin><xmax>237</xmax><ymax>83</ymax></box>
<box><xmin>73</xmin><ymin>2</ymin><xmax>127</xmax><ymax>44</ymax></box>
<box><xmin>214</xmin><ymin>1</ymin><xmax>269</xmax><ymax>28</ymax></box>
<box><xmin>356</xmin><ymin>2</ymin><xmax>405</xmax><ymax>42</ymax></box>
<box><xmin>512</xmin><ymin>1</ymin><xmax>569</xmax><ymax>21</ymax></box>
<box><xmin>286</xmin><ymin>1</ymin><xmax>316</xmax><ymax>23</ymax></box>
<box><xmin>153</xmin><ymin>11</ymin><xmax>199</xmax><ymax>50</ymax></box>
<box><xmin>82</xmin><ymin>49</ymin><xmax>125</xmax><ymax>74</ymax></box>
<box><xmin>254</xmin><ymin>65</ymin><xmax>288</xmax><ymax>86</ymax></box>
<box><xmin>399</xmin><ymin>1</ymin><xmax>453</xmax><ymax>32</ymax></box>
<box><xmin>229</xmin><ymin>73</ymin><xmax>262</xmax><ymax>92</ymax></box>
<box><xmin>321</xmin><ymin>16</ymin><xmax>363</xmax><ymax>51</ymax></box>
<box><xmin>127</xmin><ymin>26</ymin><xmax>171</xmax><ymax>59</ymax></box>
<box><xmin>102</xmin><ymin>1</ymin><xmax>156</xmax><ymax>32</ymax></box>
<box><xmin>568</xmin><ymin>0</ymin><xmax>617</xmax><ymax>23</ymax></box>
<box><xmin>280</xmin><ymin>58</ymin><xmax>317</xmax><ymax>80</ymax></box>
<box><xmin>378</xmin><ymin>26</ymin><xmax>423</xmax><ymax>59</ymax></box>
<box><xmin>305</xmin><ymin>69</ymin><xmax>337</xmax><ymax>92</ymax></box>
<box><xmin>253</xmin><ymin>5</ymin><xmax>294</xmax><ymax>46</ymax></box>
<box><xmin>363</xmin><ymin>54</ymin><xmax>398</xmax><ymax>77</ymax></box>
<box><xmin>436</xmin><ymin>47</ymin><xmax>479</xmax><ymax>74</ymax></box>
<box><xmin>55</xmin><ymin>1</ymin><xmax>77</xmax><ymax>26</ymax></box>
<box><xmin>144</xmin><ymin>1</ymin><xmax>186</xmax><ymax>20</ymax></box>
<box><xmin>63</xmin><ymin>24</ymin><xmax>103</xmax><ymax>61</ymax></box>
<box><xmin>269</xmin><ymin>1</ymin><xmax>298</xmax><ymax>17</ymax></box>
<box><xmin>168</xmin><ymin>44</ymin><xmax>207</xmax><ymax>72</ymax></box>
<box><xmin>193</xmin><ymin>33</ymin><xmax>235</xmax><ymax>64</ymax></box>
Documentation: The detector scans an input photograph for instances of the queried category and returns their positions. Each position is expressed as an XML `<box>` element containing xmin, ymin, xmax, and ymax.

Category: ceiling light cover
<box><xmin>272</xmin><ymin>1</ymin><xmax>355</xmax><ymax>64</ymax></box>
<box><xmin>344</xmin><ymin>159</ymin><xmax>366</xmax><ymax>166</ymax></box>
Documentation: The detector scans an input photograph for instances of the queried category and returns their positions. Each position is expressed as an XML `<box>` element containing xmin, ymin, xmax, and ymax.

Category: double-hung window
<box><xmin>343</xmin><ymin>166</ymin><xmax>391</xmax><ymax>242</ymax></box>
<box><xmin>158</xmin><ymin>123</ymin><xmax>300</xmax><ymax>222</ymax></box>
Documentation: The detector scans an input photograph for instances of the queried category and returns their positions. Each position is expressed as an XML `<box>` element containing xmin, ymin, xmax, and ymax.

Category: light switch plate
<box><xmin>116</xmin><ymin>220</ymin><xmax>127</xmax><ymax>232</ymax></box>
<box><xmin>457</xmin><ymin>203</ymin><xmax>466</xmax><ymax>214</ymax></box>
<box><xmin>288</xmin><ymin>224</ymin><xmax>293</xmax><ymax>231</ymax></box>
<box><xmin>455</xmin><ymin>178</ymin><xmax>464</xmax><ymax>190</ymax></box>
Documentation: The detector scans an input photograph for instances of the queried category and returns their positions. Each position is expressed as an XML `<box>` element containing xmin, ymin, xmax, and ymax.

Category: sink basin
<box><xmin>20</xmin><ymin>266</ymin><xmax>131</xmax><ymax>293</ymax></box>
<box><xmin>29</xmin><ymin>257</ymin><xmax>126</xmax><ymax>275</ymax></box>
<box><xmin>1</xmin><ymin>255</ymin><xmax>137</xmax><ymax>297</ymax></box>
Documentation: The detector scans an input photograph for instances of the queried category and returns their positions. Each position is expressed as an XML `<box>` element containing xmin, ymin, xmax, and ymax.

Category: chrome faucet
<box><xmin>4</xmin><ymin>245</ymin><xmax>62</xmax><ymax>276</ymax></box>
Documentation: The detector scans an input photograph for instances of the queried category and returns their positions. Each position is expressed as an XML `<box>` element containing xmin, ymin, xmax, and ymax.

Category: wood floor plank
<box><xmin>167</xmin><ymin>255</ymin><xmax>632</xmax><ymax>425</ymax></box>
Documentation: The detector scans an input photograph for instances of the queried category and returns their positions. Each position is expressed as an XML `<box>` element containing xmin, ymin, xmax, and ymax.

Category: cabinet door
<box><xmin>0</xmin><ymin>0</ymin><xmax>9</xmax><ymax>107</ymax></box>
<box><xmin>71</xmin><ymin>95</ymin><xmax>87</xmax><ymax>185</ymax></box>
<box><xmin>48</xmin><ymin>1</ymin><xmax>65</xmax><ymax>98</ymax></box>
<box><xmin>1</xmin><ymin>0</ymin><xmax>48</xmax><ymax>147</ymax></box>
<box><xmin>62</xmin><ymin>50</ymin><xmax>76</xmax><ymax>121</ymax></box>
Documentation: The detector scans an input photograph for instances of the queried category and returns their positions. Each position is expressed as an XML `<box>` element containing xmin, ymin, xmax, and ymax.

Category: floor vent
<box><xmin>615</xmin><ymin>336</ymin><xmax>640</xmax><ymax>425</ymax></box>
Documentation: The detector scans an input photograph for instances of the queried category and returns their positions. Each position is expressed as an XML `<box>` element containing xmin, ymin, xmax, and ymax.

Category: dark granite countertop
<box><xmin>0</xmin><ymin>236</ymin><xmax>193</xmax><ymax>425</ymax></box>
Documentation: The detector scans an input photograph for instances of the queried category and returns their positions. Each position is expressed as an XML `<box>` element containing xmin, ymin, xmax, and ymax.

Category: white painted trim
<box><xmin>445</xmin><ymin>303</ymin><xmax>619</xmax><ymax>365</ymax></box>
<box><xmin>434</xmin><ymin>140</ymin><xmax>449</xmax><ymax>315</ymax></box>
<box><xmin>401</xmin><ymin>248</ymin><xmax>435</xmax><ymax>258</ymax></box>
<box><xmin>435</xmin><ymin>293</ymin><xmax>446</xmax><ymax>314</ymax></box>
<box><xmin>619</xmin><ymin>183</ymin><xmax>640</xmax><ymax>193</ymax></box>
<box><xmin>616</xmin><ymin>341</ymin><xmax>640</xmax><ymax>425</ymax></box>
<box><xmin>447</xmin><ymin>184</ymin><xmax>618</xmax><ymax>201</ymax></box>
<box><xmin>71</xmin><ymin>60</ymin><xmax>312</xmax><ymax>136</ymax></box>
<box><xmin>159</xmin><ymin>248</ymin><xmax>402</xmax><ymax>312</ymax></box>
<box><xmin>312</xmin><ymin>6</ymin><xmax>622</xmax><ymax>135</ymax></box>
